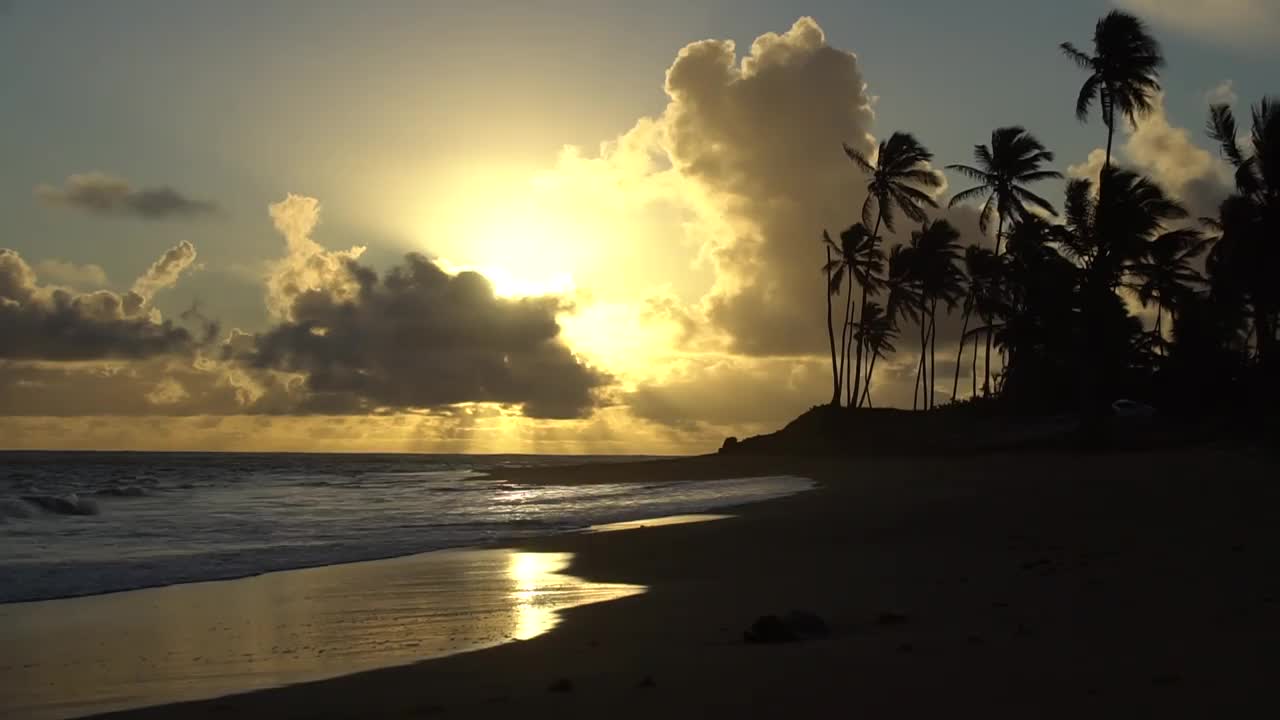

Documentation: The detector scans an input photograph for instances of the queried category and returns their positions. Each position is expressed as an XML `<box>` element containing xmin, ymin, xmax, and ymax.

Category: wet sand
<box><xmin>34</xmin><ymin>448</ymin><xmax>1280</xmax><ymax>717</ymax></box>
<box><xmin>0</xmin><ymin>548</ymin><xmax>642</xmax><ymax>719</ymax></box>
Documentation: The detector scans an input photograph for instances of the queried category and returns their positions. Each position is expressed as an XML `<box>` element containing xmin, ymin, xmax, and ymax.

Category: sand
<box><xmin>22</xmin><ymin>448</ymin><xmax>1280</xmax><ymax>717</ymax></box>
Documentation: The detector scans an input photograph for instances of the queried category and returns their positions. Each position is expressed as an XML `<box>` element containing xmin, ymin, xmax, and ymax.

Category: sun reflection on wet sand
<box><xmin>0</xmin><ymin>549</ymin><xmax>643</xmax><ymax>720</ymax></box>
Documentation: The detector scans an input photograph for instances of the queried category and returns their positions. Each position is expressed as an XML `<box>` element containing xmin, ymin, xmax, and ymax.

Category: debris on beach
<box><xmin>743</xmin><ymin>610</ymin><xmax>830</xmax><ymax>643</ymax></box>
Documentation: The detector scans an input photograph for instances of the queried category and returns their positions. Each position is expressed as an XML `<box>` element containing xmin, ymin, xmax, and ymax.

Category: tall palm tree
<box><xmin>947</xmin><ymin>127</ymin><xmax>1062</xmax><ymax>255</ymax></box>
<box><xmin>1061</xmin><ymin>11</ymin><xmax>1164</xmax><ymax>171</ymax></box>
<box><xmin>823</xmin><ymin>224</ymin><xmax>884</xmax><ymax>406</ymax></box>
<box><xmin>954</xmin><ymin>246</ymin><xmax>1003</xmax><ymax>397</ymax></box>
<box><xmin>856</xmin><ymin>302</ymin><xmax>898</xmax><ymax>408</ymax></box>
<box><xmin>822</xmin><ymin>239</ymin><xmax>842</xmax><ymax>405</ymax></box>
<box><xmin>1128</xmin><ymin>229</ymin><xmax>1209</xmax><ymax>353</ymax></box>
<box><xmin>882</xmin><ymin>244</ymin><xmax>924</xmax><ymax>408</ymax></box>
<box><xmin>911</xmin><ymin>220</ymin><xmax>966</xmax><ymax>409</ymax></box>
<box><xmin>844</xmin><ymin>132</ymin><xmax>942</xmax><ymax>407</ymax></box>
<box><xmin>1206</xmin><ymin>97</ymin><xmax>1280</xmax><ymax>366</ymax></box>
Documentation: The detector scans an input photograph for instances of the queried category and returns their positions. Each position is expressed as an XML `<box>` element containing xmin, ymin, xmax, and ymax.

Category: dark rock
<box><xmin>547</xmin><ymin>678</ymin><xmax>573</xmax><ymax>693</ymax></box>
<box><xmin>784</xmin><ymin>610</ymin><xmax>830</xmax><ymax>638</ymax></box>
<box><xmin>719</xmin><ymin>436</ymin><xmax>740</xmax><ymax>453</ymax></box>
<box><xmin>877</xmin><ymin>611</ymin><xmax>909</xmax><ymax>626</ymax></box>
<box><xmin>744</xmin><ymin>615</ymin><xmax>798</xmax><ymax>644</ymax></box>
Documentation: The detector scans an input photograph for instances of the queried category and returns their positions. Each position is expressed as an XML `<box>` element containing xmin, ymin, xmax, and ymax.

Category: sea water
<box><xmin>0</xmin><ymin>451</ymin><xmax>812</xmax><ymax>603</ymax></box>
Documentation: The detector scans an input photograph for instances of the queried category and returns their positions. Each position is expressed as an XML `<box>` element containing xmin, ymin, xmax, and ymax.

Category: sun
<box><xmin>441</xmin><ymin>194</ymin><xmax>590</xmax><ymax>299</ymax></box>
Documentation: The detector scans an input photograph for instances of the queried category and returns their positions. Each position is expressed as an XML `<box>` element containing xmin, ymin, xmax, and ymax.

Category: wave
<box><xmin>20</xmin><ymin>494</ymin><xmax>100</xmax><ymax>516</ymax></box>
<box><xmin>0</xmin><ymin>499</ymin><xmax>35</xmax><ymax>520</ymax></box>
<box><xmin>93</xmin><ymin>486</ymin><xmax>150</xmax><ymax>498</ymax></box>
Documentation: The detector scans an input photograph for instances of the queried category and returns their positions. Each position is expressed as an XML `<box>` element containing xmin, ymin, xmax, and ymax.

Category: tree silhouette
<box><xmin>844</xmin><ymin>133</ymin><xmax>941</xmax><ymax>407</ymax></box>
<box><xmin>1128</xmin><ymin>229</ymin><xmax>1209</xmax><ymax>353</ymax></box>
<box><xmin>1062</xmin><ymin>11</ymin><xmax>1164</xmax><ymax>171</ymax></box>
<box><xmin>824</xmin><ymin>224</ymin><xmax>884</xmax><ymax>406</ymax></box>
<box><xmin>947</xmin><ymin>127</ymin><xmax>1062</xmax><ymax>255</ymax></box>
<box><xmin>1205</xmin><ymin>97</ymin><xmax>1280</xmax><ymax>368</ymax></box>
<box><xmin>909</xmin><ymin>220</ymin><xmax>966</xmax><ymax>409</ymax></box>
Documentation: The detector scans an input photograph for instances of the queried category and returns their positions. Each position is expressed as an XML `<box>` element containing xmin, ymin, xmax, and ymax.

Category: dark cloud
<box><xmin>242</xmin><ymin>251</ymin><xmax>612</xmax><ymax>419</ymax></box>
<box><xmin>35</xmin><ymin>173</ymin><xmax>219</xmax><ymax>220</ymax></box>
<box><xmin>0</xmin><ymin>248</ymin><xmax>196</xmax><ymax>361</ymax></box>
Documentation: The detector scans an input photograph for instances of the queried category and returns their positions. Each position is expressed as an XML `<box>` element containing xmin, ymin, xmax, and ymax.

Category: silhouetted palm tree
<box><xmin>822</xmin><ymin>238</ymin><xmax>842</xmax><ymax>405</ymax></box>
<box><xmin>856</xmin><ymin>302</ymin><xmax>898</xmax><ymax>408</ymax></box>
<box><xmin>1128</xmin><ymin>229</ymin><xmax>1209</xmax><ymax>353</ymax></box>
<box><xmin>1206</xmin><ymin>97</ymin><xmax>1280</xmax><ymax>366</ymax></box>
<box><xmin>959</xmin><ymin>246</ymin><xmax>1003</xmax><ymax>397</ymax></box>
<box><xmin>824</xmin><ymin>224</ymin><xmax>884</xmax><ymax>406</ymax></box>
<box><xmin>844</xmin><ymin>133</ymin><xmax>941</xmax><ymax>407</ymax></box>
<box><xmin>911</xmin><ymin>220</ymin><xmax>966</xmax><ymax>409</ymax></box>
<box><xmin>1062</xmin><ymin>11</ymin><xmax>1164</xmax><ymax>171</ymax></box>
<box><xmin>1061</xmin><ymin>168</ymin><xmax>1187</xmax><ymax>281</ymax></box>
<box><xmin>947</xmin><ymin>127</ymin><xmax>1063</xmax><ymax>255</ymax></box>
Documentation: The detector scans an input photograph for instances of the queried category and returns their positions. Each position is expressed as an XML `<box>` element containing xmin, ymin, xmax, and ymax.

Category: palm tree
<box><xmin>882</xmin><ymin>244</ymin><xmax>924</xmax><ymax>408</ymax></box>
<box><xmin>823</xmin><ymin>239</ymin><xmax>842</xmax><ymax>405</ymax></box>
<box><xmin>1206</xmin><ymin>97</ymin><xmax>1280</xmax><ymax>366</ymax></box>
<box><xmin>844</xmin><ymin>132</ymin><xmax>942</xmax><ymax>407</ymax></box>
<box><xmin>1128</xmin><ymin>229</ymin><xmax>1209</xmax><ymax>353</ymax></box>
<box><xmin>1061</xmin><ymin>11</ymin><xmax>1164</xmax><ymax>171</ymax></box>
<box><xmin>856</xmin><ymin>302</ymin><xmax>898</xmax><ymax>408</ymax></box>
<box><xmin>910</xmin><ymin>220</ymin><xmax>966</xmax><ymax>409</ymax></box>
<box><xmin>947</xmin><ymin>127</ymin><xmax>1062</xmax><ymax>256</ymax></box>
<box><xmin>1060</xmin><ymin>168</ymin><xmax>1187</xmax><ymax>282</ymax></box>
<box><xmin>957</xmin><ymin>246</ymin><xmax>1003</xmax><ymax>397</ymax></box>
<box><xmin>824</xmin><ymin>224</ymin><xmax>884</xmax><ymax>406</ymax></box>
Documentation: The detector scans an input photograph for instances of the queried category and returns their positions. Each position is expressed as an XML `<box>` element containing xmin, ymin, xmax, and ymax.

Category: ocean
<box><xmin>0</xmin><ymin>451</ymin><xmax>813</xmax><ymax>604</ymax></box>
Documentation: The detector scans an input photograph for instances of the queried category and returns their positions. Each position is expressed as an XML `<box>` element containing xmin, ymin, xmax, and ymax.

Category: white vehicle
<box><xmin>1111</xmin><ymin>399</ymin><xmax>1156</xmax><ymax>419</ymax></box>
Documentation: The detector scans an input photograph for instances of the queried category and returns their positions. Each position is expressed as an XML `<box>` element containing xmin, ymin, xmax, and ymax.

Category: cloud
<box><xmin>35</xmin><ymin>172</ymin><xmax>218</xmax><ymax>220</ymax></box>
<box><xmin>264</xmin><ymin>194</ymin><xmax>367</xmax><ymax>319</ymax></box>
<box><xmin>31</xmin><ymin>259</ymin><xmax>108</xmax><ymax>289</ymax></box>
<box><xmin>0</xmin><ymin>247</ymin><xmax>196</xmax><ymax>361</ymax></box>
<box><xmin>129</xmin><ymin>240</ymin><xmax>197</xmax><ymax>309</ymax></box>
<box><xmin>1205</xmin><ymin>80</ymin><xmax>1239</xmax><ymax>107</ymax></box>
<box><xmin>659</xmin><ymin>18</ymin><xmax>886</xmax><ymax>356</ymax></box>
<box><xmin>1113</xmin><ymin>0</ymin><xmax>1280</xmax><ymax>48</ymax></box>
<box><xmin>1067</xmin><ymin>94</ymin><xmax>1233</xmax><ymax>219</ymax></box>
<box><xmin>241</xmin><ymin>196</ymin><xmax>612</xmax><ymax>419</ymax></box>
<box><xmin>627</xmin><ymin>355</ymin><xmax>828</xmax><ymax>430</ymax></box>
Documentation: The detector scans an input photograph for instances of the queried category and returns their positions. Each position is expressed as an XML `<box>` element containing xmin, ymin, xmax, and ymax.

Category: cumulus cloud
<box><xmin>240</xmin><ymin>196</ymin><xmax>611</xmax><ymax>419</ymax></box>
<box><xmin>0</xmin><ymin>247</ymin><xmax>196</xmax><ymax>361</ymax></box>
<box><xmin>35</xmin><ymin>172</ymin><xmax>218</xmax><ymax>220</ymax></box>
<box><xmin>1067</xmin><ymin>94</ymin><xmax>1233</xmax><ymax>219</ymax></box>
<box><xmin>659</xmin><ymin>18</ymin><xmax>886</xmax><ymax>356</ymax></box>
<box><xmin>1114</xmin><ymin>0</ymin><xmax>1280</xmax><ymax>48</ymax></box>
<box><xmin>32</xmin><ymin>260</ymin><xmax>108</xmax><ymax>289</ymax></box>
<box><xmin>264</xmin><ymin>194</ymin><xmax>367</xmax><ymax>319</ymax></box>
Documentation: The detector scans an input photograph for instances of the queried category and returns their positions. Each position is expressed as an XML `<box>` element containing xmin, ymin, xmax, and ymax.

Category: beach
<box><xmin>9</xmin><ymin>447</ymin><xmax>1278</xmax><ymax>718</ymax></box>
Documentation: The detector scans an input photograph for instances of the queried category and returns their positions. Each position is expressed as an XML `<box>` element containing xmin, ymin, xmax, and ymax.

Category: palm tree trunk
<box><xmin>826</xmin><ymin>247</ymin><xmax>841</xmax><ymax>405</ymax></box>
<box><xmin>928</xmin><ymin>299</ymin><xmax>938</xmax><ymax>409</ymax></box>
<box><xmin>914</xmin><ymin>319</ymin><xmax>927</xmax><ymax>411</ymax></box>
<box><xmin>1104</xmin><ymin>117</ymin><xmax>1115</xmax><ymax>172</ymax></box>
<box><xmin>984</xmin><ymin>322</ymin><xmax>993</xmax><ymax>397</ymax></box>
<box><xmin>837</xmin><ymin>269</ymin><xmax>855</xmax><ymax>407</ymax></box>
<box><xmin>1154</xmin><ymin>305</ymin><xmax>1164</xmax><ymax>357</ymax></box>
<box><xmin>861</xmin><ymin>351</ymin><xmax>878</xmax><ymax>408</ymax></box>
<box><xmin>952</xmin><ymin>307</ymin><xmax>971</xmax><ymax>401</ymax></box>
<box><xmin>852</xmin><ymin>215</ymin><xmax>885</xmax><ymax>411</ymax></box>
<box><xmin>971</xmin><ymin>331</ymin><xmax>979</xmax><ymax>398</ymax></box>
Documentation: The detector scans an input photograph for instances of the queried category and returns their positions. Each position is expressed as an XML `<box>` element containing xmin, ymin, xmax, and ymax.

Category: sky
<box><xmin>1</xmin><ymin>0</ymin><xmax>1276</xmax><ymax>453</ymax></box>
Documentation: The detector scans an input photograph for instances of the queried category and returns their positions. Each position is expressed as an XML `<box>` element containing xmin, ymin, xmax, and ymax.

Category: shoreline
<box><xmin>38</xmin><ymin>448</ymin><xmax>1280</xmax><ymax>717</ymax></box>
<box><xmin>1</xmin><ymin>473</ymin><xmax>812</xmax><ymax>719</ymax></box>
<box><xmin>0</xmin><ymin>467</ymin><xmax>807</xmax><ymax>605</ymax></box>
